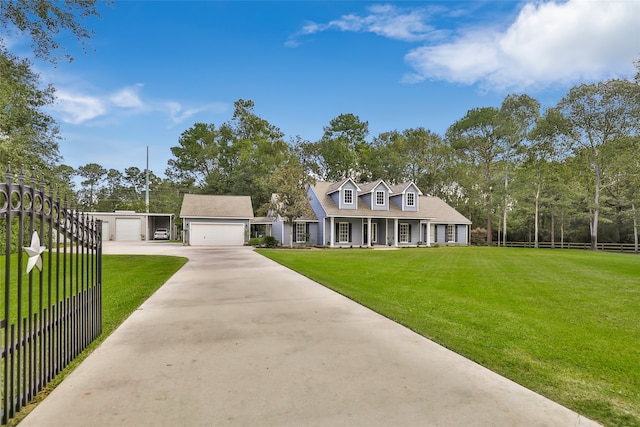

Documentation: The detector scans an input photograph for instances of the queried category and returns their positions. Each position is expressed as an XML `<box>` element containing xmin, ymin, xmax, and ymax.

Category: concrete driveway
<box><xmin>20</xmin><ymin>242</ymin><xmax>601</xmax><ymax>426</ymax></box>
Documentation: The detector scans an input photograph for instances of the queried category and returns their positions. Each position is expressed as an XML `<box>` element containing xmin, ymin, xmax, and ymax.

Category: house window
<box><xmin>446</xmin><ymin>224</ymin><xmax>456</xmax><ymax>242</ymax></box>
<box><xmin>343</xmin><ymin>189</ymin><xmax>353</xmax><ymax>204</ymax></box>
<box><xmin>295</xmin><ymin>223</ymin><xmax>307</xmax><ymax>243</ymax></box>
<box><xmin>375</xmin><ymin>190</ymin><xmax>385</xmax><ymax>206</ymax></box>
<box><xmin>430</xmin><ymin>224</ymin><xmax>436</xmax><ymax>243</ymax></box>
<box><xmin>338</xmin><ymin>222</ymin><xmax>350</xmax><ymax>243</ymax></box>
<box><xmin>372</xmin><ymin>223</ymin><xmax>378</xmax><ymax>243</ymax></box>
<box><xmin>399</xmin><ymin>223</ymin><xmax>410</xmax><ymax>243</ymax></box>
<box><xmin>407</xmin><ymin>192</ymin><xmax>415</xmax><ymax>207</ymax></box>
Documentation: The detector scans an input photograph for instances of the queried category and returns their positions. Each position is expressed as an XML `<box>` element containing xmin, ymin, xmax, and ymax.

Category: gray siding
<box><xmin>280</xmin><ymin>222</ymin><xmax>319</xmax><ymax>245</ymax></box>
<box><xmin>333</xmin><ymin>218</ymin><xmax>363</xmax><ymax>245</ymax></box>
<box><xmin>396</xmin><ymin>220</ymin><xmax>420</xmax><ymax>245</ymax></box>
<box><xmin>308</xmin><ymin>187</ymin><xmax>327</xmax><ymax>244</ymax></box>
<box><xmin>371</xmin><ymin>184</ymin><xmax>389</xmax><ymax>211</ymax></box>
<box><xmin>404</xmin><ymin>184</ymin><xmax>420</xmax><ymax>212</ymax></box>
<box><xmin>338</xmin><ymin>181</ymin><xmax>358</xmax><ymax>210</ymax></box>
<box><xmin>457</xmin><ymin>224</ymin><xmax>468</xmax><ymax>244</ymax></box>
<box><xmin>431</xmin><ymin>223</ymin><xmax>468</xmax><ymax>245</ymax></box>
<box><xmin>390</xmin><ymin>184</ymin><xmax>419</xmax><ymax>212</ymax></box>
<box><xmin>390</xmin><ymin>194</ymin><xmax>403</xmax><ymax>210</ymax></box>
<box><xmin>272</xmin><ymin>218</ymin><xmax>284</xmax><ymax>245</ymax></box>
<box><xmin>309</xmin><ymin>223</ymin><xmax>319</xmax><ymax>244</ymax></box>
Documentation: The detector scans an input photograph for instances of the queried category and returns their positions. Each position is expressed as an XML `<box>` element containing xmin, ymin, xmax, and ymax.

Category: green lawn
<box><xmin>8</xmin><ymin>254</ymin><xmax>188</xmax><ymax>425</ymax></box>
<box><xmin>257</xmin><ymin>247</ymin><xmax>640</xmax><ymax>427</ymax></box>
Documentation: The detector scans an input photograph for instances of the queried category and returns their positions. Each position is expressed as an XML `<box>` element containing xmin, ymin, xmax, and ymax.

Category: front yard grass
<box><xmin>256</xmin><ymin>247</ymin><xmax>640</xmax><ymax>427</ymax></box>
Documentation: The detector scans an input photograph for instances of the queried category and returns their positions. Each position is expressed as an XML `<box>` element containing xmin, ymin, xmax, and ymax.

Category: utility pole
<box><xmin>145</xmin><ymin>145</ymin><xmax>150</xmax><ymax>213</ymax></box>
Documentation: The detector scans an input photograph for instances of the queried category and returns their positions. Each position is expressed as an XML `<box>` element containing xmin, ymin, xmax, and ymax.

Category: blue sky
<box><xmin>14</xmin><ymin>1</ymin><xmax>640</xmax><ymax>178</ymax></box>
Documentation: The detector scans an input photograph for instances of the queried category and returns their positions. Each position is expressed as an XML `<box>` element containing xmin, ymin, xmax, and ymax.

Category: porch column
<box><xmin>385</xmin><ymin>218</ymin><xmax>389</xmax><ymax>246</ymax></box>
<box><xmin>330</xmin><ymin>217</ymin><xmax>335</xmax><ymax>247</ymax></box>
<box><xmin>393</xmin><ymin>218</ymin><xmax>398</xmax><ymax>247</ymax></box>
<box><xmin>426</xmin><ymin>221</ymin><xmax>431</xmax><ymax>247</ymax></box>
<box><xmin>367</xmin><ymin>217</ymin><xmax>371</xmax><ymax>247</ymax></box>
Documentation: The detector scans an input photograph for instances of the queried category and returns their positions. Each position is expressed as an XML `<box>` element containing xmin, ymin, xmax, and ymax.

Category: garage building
<box><xmin>90</xmin><ymin>211</ymin><xmax>175</xmax><ymax>241</ymax></box>
<box><xmin>180</xmin><ymin>194</ymin><xmax>253</xmax><ymax>246</ymax></box>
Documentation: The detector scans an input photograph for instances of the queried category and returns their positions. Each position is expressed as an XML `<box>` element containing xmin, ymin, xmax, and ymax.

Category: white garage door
<box><xmin>115</xmin><ymin>218</ymin><xmax>141</xmax><ymax>241</ymax></box>
<box><xmin>190</xmin><ymin>223</ymin><xmax>244</xmax><ymax>246</ymax></box>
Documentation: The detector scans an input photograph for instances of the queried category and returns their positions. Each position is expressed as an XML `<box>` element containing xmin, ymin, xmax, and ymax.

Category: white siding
<box><xmin>189</xmin><ymin>223</ymin><xmax>245</xmax><ymax>246</ymax></box>
<box><xmin>115</xmin><ymin>218</ymin><xmax>141</xmax><ymax>241</ymax></box>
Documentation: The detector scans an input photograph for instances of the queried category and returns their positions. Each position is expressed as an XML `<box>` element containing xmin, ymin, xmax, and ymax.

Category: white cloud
<box><xmin>54</xmin><ymin>90</ymin><xmax>106</xmax><ymax>124</ymax></box>
<box><xmin>52</xmin><ymin>82</ymin><xmax>228</xmax><ymax>126</ymax></box>
<box><xmin>163</xmin><ymin>101</ymin><xmax>229</xmax><ymax>125</ymax></box>
<box><xmin>405</xmin><ymin>0</ymin><xmax>640</xmax><ymax>91</ymax></box>
<box><xmin>110</xmin><ymin>84</ymin><xmax>144</xmax><ymax>109</ymax></box>
<box><xmin>286</xmin><ymin>4</ymin><xmax>438</xmax><ymax>47</ymax></box>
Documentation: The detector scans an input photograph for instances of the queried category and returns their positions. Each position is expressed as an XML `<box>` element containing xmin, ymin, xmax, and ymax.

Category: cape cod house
<box><xmin>271</xmin><ymin>178</ymin><xmax>471</xmax><ymax>247</ymax></box>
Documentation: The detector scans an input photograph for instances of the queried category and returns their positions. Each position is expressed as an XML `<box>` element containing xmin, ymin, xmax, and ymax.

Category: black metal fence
<box><xmin>0</xmin><ymin>167</ymin><xmax>102</xmax><ymax>424</ymax></box>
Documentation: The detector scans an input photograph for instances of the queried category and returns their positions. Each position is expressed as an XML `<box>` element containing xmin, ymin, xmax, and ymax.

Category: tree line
<box><xmin>156</xmin><ymin>81</ymin><xmax>640</xmax><ymax>250</ymax></box>
<box><xmin>2</xmin><ymin>1</ymin><xmax>640</xmax><ymax>249</ymax></box>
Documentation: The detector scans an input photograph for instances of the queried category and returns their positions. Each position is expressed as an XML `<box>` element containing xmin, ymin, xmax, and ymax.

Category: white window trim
<box><xmin>372</xmin><ymin>222</ymin><xmax>378</xmax><ymax>243</ymax></box>
<box><xmin>446</xmin><ymin>224</ymin><xmax>456</xmax><ymax>242</ymax></box>
<box><xmin>399</xmin><ymin>223</ymin><xmax>410</xmax><ymax>243</ymax></box>
<box><xmin>375</xmin><ymin>190</ymin><xmax>385</xmax><ymax>206</ymax></box>
<box><xmin>295</xmin><ymin>222</ymin><xmax>306</xmax><ymax>243</ymax></box>
<box><xmin>343</xmin><ymin>189</ymin><xmax>354</xmax><ymax>205</ymax></box>
<box><xmin>407</xmin><ymin>192</ymin><xmax>415</xmax><ymax>207</ymax></box>
<box><xmin>338</xmin><ymin>222</ymin><xmax>350</xmax><ymax>243</ymax></box>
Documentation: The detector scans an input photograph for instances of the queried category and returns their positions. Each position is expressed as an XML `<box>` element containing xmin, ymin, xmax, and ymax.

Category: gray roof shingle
<box><xmin>310</xmin><ymin>181</ymin><xmax>471</xmax><ymax>224</ymax></box>
<box><xmin>180</xmin><ymin>194</ymin><xmax>254</xmax><ymax>219</ymax></box>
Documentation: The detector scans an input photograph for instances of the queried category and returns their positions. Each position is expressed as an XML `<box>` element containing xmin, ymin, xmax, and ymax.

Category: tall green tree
<box><xmin>222</xmin><ymin>99</ymin><xmax>291</xmax><ymax>208</ymax></box>
<box><xmin>519</xmin><ymin>107</ymin><xmax>565</xmax><ymax>247</ymax></box>
<box><xmin>76</xmin><ymin>163</ymin><xmax>106</xmax><ymax>210</ymax></box>
<box><xmin>497</xmin><ymin>94</ymin><xmax>540</xmax><ymax>244</ymax></box>
<box><xmin>603</xmin><ymin>136</ymin><xmax>640</xmax><ymax>251</ymax></box>
<box><xmin>1</xmin><ymin>0</ymin><xmax>103</xmax><ymax>63</ymax></box>
<box><xmin>367</xmin><ymin>131</ymin><xmax>408</xmax><ymax>184</ymax></box>
<box><xmin>0</xmin><ymin>48</ymin><xmax>59</xmax><ymax>171</ymax></box>
<box><xmin>403</xmin><ymin>128</ymin><xmax>451</xmax><ymax>196</ymax></box>
<box><xmin>166</xmin><ymin>122</ymin><xmax>220</xmax><ymax>188</ymax></box>
<box><xmin>166</xmin><ymin>99</ymin><xmax>291</xmax><ymax>211</ymax></box>
<box><xmin>447</xmin><ymin>107</ymin><xmax>506</xmax><ymax>245</ymax></box>
<box><xmin>313</xmin><ymin>113</ymin><xmax>370</xmax><ymax>181</ymax></box>
<box><xmin>366</xmin><ymin>128</ymin><xmax>451</xmax><ymax>196</ymax></box>
<box><xmin>557</xmin><ymin>80</ymin><xmax>640</xmax><ymax>249</ymax></box>
<box><xmin>267</xmin><ymin>158</ymin><xmax>315</xmax><ymax>248</ymax></box>
<box><xmin>1</xmin><ymin>0</ymin><xmax>104</xmax><ymax>193</ymax></box>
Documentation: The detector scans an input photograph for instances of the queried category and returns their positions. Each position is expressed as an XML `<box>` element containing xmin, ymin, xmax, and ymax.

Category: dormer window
<box><xmin>407</xmin><ymin>192</ymin><xmax>415</xmax><ymax>207</ymax></box>
<box><xmin>376</xmin><ymin>190</ymin><xmax>385</xmax><ymax>206</ymax></box>
<box><xmin>344</xmin><ymin>189</ymin><xmax>354</xmax><ymax>204</ymax></box>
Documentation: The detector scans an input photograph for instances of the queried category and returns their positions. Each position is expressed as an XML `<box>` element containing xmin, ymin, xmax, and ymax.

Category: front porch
<box><xmin>323</xmin><ymin>217</ymin><xmax>433</xmax><ymax>248</ymax></box>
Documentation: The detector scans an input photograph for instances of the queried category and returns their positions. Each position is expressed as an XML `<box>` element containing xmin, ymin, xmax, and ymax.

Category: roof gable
<box><xmin>326</xmin><ymin>177</ymin><xmax>361</xmax><ymax>194</ymax></box>
<box><xmin>180</xmin><ymin>194</ymin><xmax>254</xmax><ymax>218</ymax></box>
<box><xmin>358</xmin><ymin>179</ymin><xmax>392</xmax><ymax>195</ymax></box>
<box><xmin>389</xmin><ymin>182</ymin><xmax>423</xmax><ymax>196</ymax></box>
<box><xmin>309</xmin><ymin>181</ymin><xmax>470</xmax><ymax>224</ymax></box>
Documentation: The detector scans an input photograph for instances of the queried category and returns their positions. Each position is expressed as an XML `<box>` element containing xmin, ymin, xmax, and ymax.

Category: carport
<box><xmin>90</xmin><ymin>211</ymin><xmax>175</xmax><ymax>241</ymax></box>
